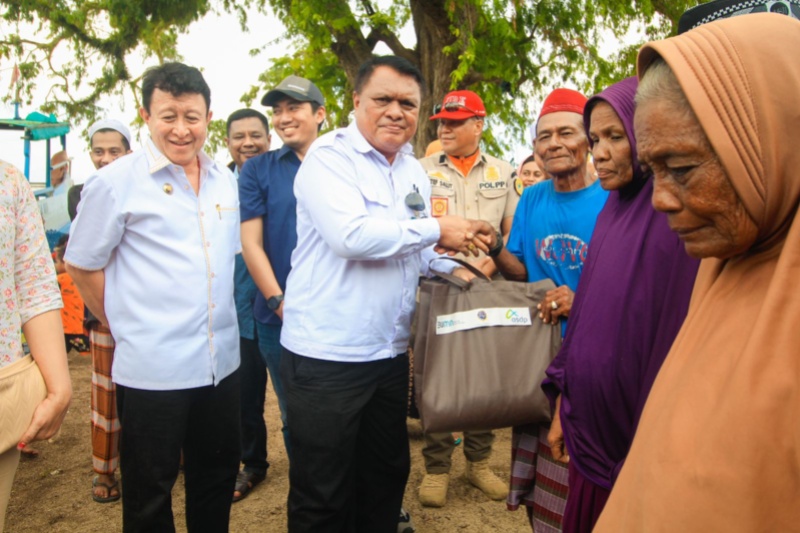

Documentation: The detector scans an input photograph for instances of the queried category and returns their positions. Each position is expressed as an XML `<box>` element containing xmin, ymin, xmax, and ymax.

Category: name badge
<box><xmin>479</xmin><ymin>181</ymin><xmax>507</xmax><ymax>191</ymax></box>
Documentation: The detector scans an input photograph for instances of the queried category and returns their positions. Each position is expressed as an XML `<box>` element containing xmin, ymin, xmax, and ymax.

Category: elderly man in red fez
<box><xmin>491</xmin><ymin>88</ymin><xmax>609</xmax><ymax>532</ymax></box>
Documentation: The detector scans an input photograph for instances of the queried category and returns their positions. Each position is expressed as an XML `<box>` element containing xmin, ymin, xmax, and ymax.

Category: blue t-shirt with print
<box><xmin>507</xmin><ymin>179</ymin><xmax>608</xmax><ymax>336</ymax></box>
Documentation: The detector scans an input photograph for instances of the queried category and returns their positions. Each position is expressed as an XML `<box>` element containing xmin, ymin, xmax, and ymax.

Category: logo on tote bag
<box><xmin>436</xmin><ymin>307</ymin><xmax>531</xmax><ymax>335</ymax></box>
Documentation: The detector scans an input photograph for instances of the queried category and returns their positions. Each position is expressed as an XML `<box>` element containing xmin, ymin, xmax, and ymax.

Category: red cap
<box><xmin>538</xmin><ymin>88</ymin><xmax>587</xmax><ymax>120</ymax></box>
<box><xmin>430</xmin><ymin>90</ymin><xmax>487</xmax><ymax>120</ymax></box>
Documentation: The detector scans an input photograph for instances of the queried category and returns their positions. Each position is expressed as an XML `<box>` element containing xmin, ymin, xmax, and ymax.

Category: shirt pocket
<box><xmin>477</xmin><ymin>187</ymin><xmax>507</xmax><ymax>227</ymax></box>
<box><xmin>215</xmin><ymin>204</ymin><xmax>239</xmax><ymax>230</ymax></box>
<box><xmin>357</xmin><ymin>181</ymin><xmax>391</xmax><ymax>216</ymax></box>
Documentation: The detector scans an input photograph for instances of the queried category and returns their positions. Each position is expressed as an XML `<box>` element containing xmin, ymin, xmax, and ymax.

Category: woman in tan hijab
<box><xmin>595</xmin><ymin>13</ymin><xmax>800</xmax><ymax>532</ymax></box>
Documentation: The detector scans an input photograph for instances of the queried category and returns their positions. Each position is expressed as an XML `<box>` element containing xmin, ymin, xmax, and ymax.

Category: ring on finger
<box><xmin>550</xmin><ymin>300</ymin><xmax>558</xmax><ymax>310</ymax></box>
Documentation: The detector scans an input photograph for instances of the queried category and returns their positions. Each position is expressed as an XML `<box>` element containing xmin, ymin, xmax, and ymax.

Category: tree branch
<box><xmin>365</xmin><ymin>26</ymin><xmax>416</xmax><ymax>64</ymax></box>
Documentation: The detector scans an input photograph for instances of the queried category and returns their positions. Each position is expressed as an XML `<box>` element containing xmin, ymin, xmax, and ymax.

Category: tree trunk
<box><xmin>323</xmin><ymin>0</ymin><xmax>469</xmax><ymax>155</ymax></box>
<box><xmin>410</xmin><ymin>0</ymin><xmax>460</xmax><ymax>156</ymax></box>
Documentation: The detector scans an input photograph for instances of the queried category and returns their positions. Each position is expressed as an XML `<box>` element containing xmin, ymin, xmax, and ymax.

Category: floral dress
<box><xmin>0</xmin><ymin>160</ymin><xmax>62</xmax><ymax>369</ymax></box>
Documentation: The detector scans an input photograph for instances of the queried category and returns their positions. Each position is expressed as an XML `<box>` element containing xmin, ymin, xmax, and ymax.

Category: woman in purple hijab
<box><xmin>542</xmin><ymin>77</ymin><xmax>700</xmax><ymax>532</ymax></box>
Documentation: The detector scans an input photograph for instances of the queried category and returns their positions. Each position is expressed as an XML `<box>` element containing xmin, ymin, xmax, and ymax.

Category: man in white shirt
<box><xmin>280</xmin><ymin>55</ymin><xmax>492</xmax><ymax>533</ymax></box>
<box><xmin>66</xmin><ymin>62</ymin><xmax>241</xmax><ymax>533</ymax></box>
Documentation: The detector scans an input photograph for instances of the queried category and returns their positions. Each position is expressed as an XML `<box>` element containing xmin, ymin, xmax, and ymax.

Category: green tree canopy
<box><xmin>1</xmin><ymin>0</ymin><xmax>703</xmax><ymax>155</ymax></box>
<box><xmin>254</xmin><ymin>0</ymin><xmax>700</xmax><ymax>154</ymax></box>
<box><xmin>0</xmin><ymin>0</ymin><xmax>255</xmax><ymax>152</ymax></box>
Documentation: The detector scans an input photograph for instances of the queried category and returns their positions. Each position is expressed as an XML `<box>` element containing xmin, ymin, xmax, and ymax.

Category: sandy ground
<box><xmin>5</xmin><ymin>351</ymin><xmax>531</xmax><ymax>532</ymax></box>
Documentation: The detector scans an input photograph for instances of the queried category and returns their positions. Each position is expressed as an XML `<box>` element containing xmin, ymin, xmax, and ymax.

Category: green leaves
<box><xmin>3</xmin><ymin>0</ymin><xmax>703</xmax><ymax>156</ymax></box>
<box><xmin>0</xmin><ymin>0</ymin><xmax>211</xmax><ymax>129</ymax></box>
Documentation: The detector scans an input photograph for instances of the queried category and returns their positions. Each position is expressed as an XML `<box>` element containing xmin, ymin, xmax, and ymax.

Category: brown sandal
<box><xmin>92</xmin><ymin>476</ymin><xmax>121</xmax><ymax>503</ymax></box>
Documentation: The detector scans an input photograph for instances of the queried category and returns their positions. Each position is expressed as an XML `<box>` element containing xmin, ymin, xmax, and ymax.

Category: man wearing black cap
<box><xmin>239</xmin><ymin>75</ymin><xmax>326</xmax><ymax>466</ymax></box>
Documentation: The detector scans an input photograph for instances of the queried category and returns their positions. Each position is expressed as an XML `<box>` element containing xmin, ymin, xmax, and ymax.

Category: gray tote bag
<box><xmin>414</xmin><ymin>261</ymin><xmax>562</xmax><ymax>433</ymax></box>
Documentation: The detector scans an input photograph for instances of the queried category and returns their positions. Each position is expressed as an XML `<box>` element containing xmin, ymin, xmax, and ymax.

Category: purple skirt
<box><xmin>561</xmin><ymin>461</ymin><xmax>610</xmax><ymax>533</ymax></box>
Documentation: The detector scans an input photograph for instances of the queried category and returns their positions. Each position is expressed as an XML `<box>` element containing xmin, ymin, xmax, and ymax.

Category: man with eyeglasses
<box><xmin>416</xmin><ymin>90</ymin><xmax>517</xmax><ymax>508</ymax></box>
<box><xmin>279</xmin><ymin>55</ymin><xmax>492</xmax><ymax>532</ymax></box>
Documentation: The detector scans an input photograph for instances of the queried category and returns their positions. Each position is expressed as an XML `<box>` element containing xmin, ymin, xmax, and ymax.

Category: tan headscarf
<box><xmin>596</xmin><ymin>13</ymin><xmax>800</xmax><ymax>532</ymax></box>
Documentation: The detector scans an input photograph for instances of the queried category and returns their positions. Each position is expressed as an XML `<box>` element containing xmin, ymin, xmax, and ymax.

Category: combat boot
<box><xmin>418</xmin><ymin>472</ymin><xmax>449</xmax><ymax>507</ymax></box>
<box><xmin>466</xmin><ymin>458</ymin><xmax>508</xmax><ymax>501</ymax></box>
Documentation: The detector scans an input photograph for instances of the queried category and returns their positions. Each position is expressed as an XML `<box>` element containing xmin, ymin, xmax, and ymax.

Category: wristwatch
<box><xmin>266</xmin><ymin>294</ymin><xmax>284</xmax><ymax>311</ymax></box>
<box><xmin>488</xmin><ymin>231</ymin><xmax>504</xmax><ymax>258</ymax></box>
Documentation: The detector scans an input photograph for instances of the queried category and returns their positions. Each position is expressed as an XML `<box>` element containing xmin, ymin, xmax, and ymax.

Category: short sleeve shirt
<box><xmin>65</xmin><ymin>138</ymin><xmax>241</xmax><ymax>390</ymax></box>
<box><xmin>238</xmin><ymin>146</ymin><xmax>302</xmax><ymax>326</ymax></box>
<box><xmin>419</xmin><ymin>151</ymin><xmax>519</xmax><ymax>230</ymax></box>
<box><xmin>507</xmin><ymin>179</ymin><xmax>609</xmax><ymax>336</ymax></box>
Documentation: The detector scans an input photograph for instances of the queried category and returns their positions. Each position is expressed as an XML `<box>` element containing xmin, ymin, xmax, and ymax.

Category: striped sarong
<box><xmin>507</xmin><ymin>423</ymin><xmax>568</xmax><ymax>532</ymax></box>
<box><xmin>90</xmin><ymin>324</ymin><xmax>120</xmax><ymax>475</ymax></box>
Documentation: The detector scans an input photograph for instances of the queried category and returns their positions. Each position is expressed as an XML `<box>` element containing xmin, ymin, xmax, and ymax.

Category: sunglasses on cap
<box><xmin>443</xmin><ymin>102</ymin><xmax>483</xmax><ymax>116</ymax></box>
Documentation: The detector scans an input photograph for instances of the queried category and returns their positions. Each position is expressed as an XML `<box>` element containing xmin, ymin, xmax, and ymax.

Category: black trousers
<box><xmin>239</xmin><ymin>335</ymin><xmax>269</xmax><ymax>475</ymax></box>
<box><xmin>281</xmin><ymin>349</ymin><xmax>410</xmax><ymax>533</ymax></box>
<box><xmin>116</xmin><ymin>370</ymin><xmax>241</xmax><ymax>533</ymax></box>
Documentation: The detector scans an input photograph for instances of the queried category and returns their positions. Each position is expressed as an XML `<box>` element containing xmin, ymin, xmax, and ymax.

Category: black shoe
<box><xmin>232</xmin><ymin>470</ymin><xmax>266</xmax><ymax>503</ymax></box>
<box><xmin>398</xmin><ymin>507</ymin><xmax>415</xmax><ymax>533</ymax></box>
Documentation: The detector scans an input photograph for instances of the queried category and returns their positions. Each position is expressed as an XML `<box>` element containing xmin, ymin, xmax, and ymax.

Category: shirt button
<box><xmin>206</xmin><ymin>241</ymin><xmax>211</xmax><ymax>247</ymax></box>
<box><xmin>209</xmin><ymin>332</ymin><xmax>214</xmax><ymax>338</ymax></box>
<box><xmin>200</xmin><ymin>211</ymin><xmax>204</xmax><ymax>217</ymax></box>
<box><xmin>211</xmin><ymin>303</ymin><xmax>216</xmax><ymax>309</ymax></box>
<box><xmin>211</xmin><ymin>272</ymin><xmax>216</xmax><ymax>278</ymax></box>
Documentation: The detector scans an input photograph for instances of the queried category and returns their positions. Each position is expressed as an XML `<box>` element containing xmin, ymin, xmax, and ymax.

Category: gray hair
<box><xmin>635</xmin><ymin>58</ymin><xmax>693</xmax><ymax>118</ymax></box>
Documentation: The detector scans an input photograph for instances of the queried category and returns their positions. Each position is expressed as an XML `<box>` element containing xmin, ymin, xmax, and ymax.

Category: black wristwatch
<box><xmin>488</xmin><ymin>231</ymin><xmax>504</xmax><ymax>258</ymax></box>
<box><xmin>266</xmin><ymin>294</ymin><xmax>284</xmax><ymax>311</ymax></box>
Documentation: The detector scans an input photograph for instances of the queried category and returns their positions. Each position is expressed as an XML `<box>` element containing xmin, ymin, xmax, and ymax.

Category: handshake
<box><xmin>433</xmin><ymin>216</ymin><xmax>498</xmax><ymax>258</ymax></box>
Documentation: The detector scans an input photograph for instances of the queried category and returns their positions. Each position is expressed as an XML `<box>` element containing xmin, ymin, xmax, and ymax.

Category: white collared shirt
<box><xmin>65</xmin><ymin>137</ymin><xmax>241</xmax><ymax>390</ymax></box>
<box><xmin>281</xmin><ymin>123</ymin><xmax>445</xmax><ymax>362</ymax></box>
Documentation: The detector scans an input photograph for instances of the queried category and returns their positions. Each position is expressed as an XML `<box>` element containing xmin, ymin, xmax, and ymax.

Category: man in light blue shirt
<box><xmin>280</xmin><ymin>55</ymin><xmax>492</xmax><ymax>533</ymax></box>
<box><xmin>66</xmin><ymin>63</ymin><xmax>241</xmax><ymax>533</ymax></box>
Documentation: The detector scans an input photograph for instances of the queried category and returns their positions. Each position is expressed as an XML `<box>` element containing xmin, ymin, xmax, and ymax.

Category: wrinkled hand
<box><xmin>547</xmin><ymin>395</ymin><xmax>569</xmax><ymax>464</ymax></box>
<box><xmin>537</xmin><ymin>285</ymin><xmax>574</xmax><ymax>324</ymax></box>
<box><xmin>18</xmin><ymin>390</ymin><xmax>71</xmax><ymax>447</ymax></box>
<box><xmin>434</xmin><ymin>217</ymin><xmax>493</xmax><ymax>257</ymax></box>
